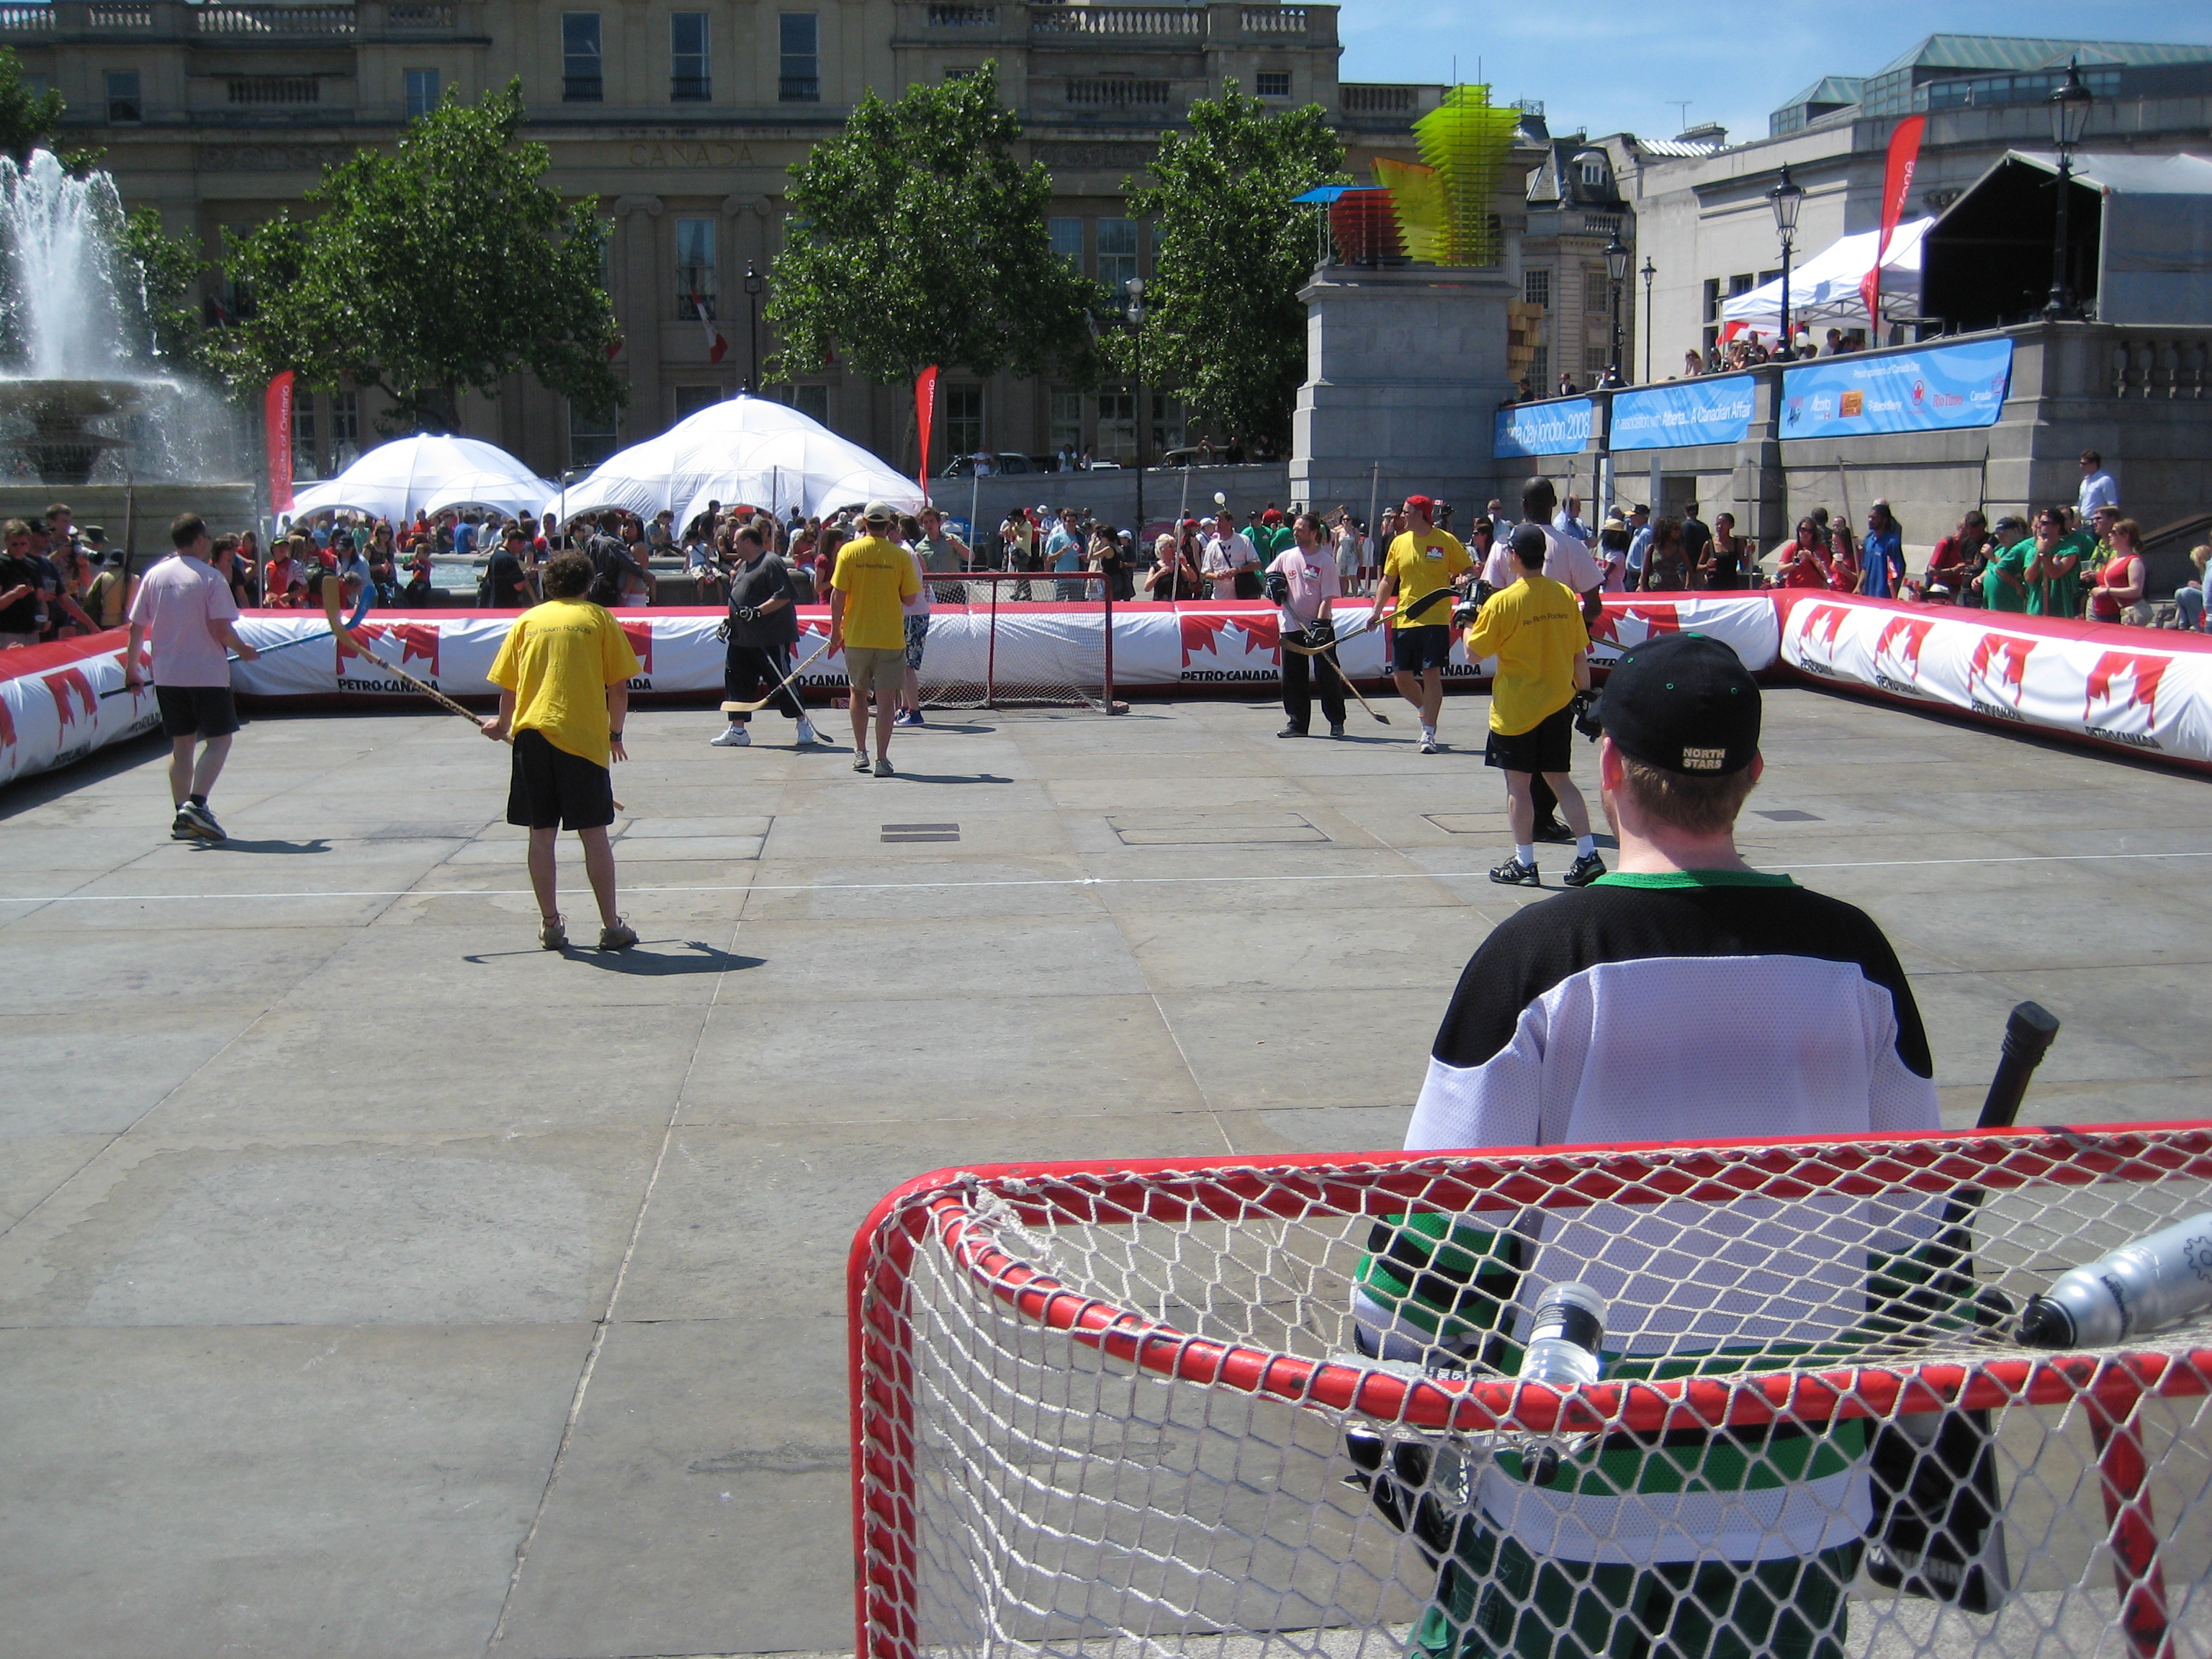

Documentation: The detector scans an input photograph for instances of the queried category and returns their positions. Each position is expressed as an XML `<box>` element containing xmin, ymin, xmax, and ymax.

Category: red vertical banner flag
<box><xmin>1861</xmin><ymin>115</ymin><xmax>1925</xmax><ymax>336</ymax></box>
<box><xmin>914</xmin><ymin>364</ymin><xmax>939</xmax><ymax>498</ymax></box>
<box><xmin>264</xmin><ymin>371</ymin><xmax>295</xmax><ymax>514</ymax></box>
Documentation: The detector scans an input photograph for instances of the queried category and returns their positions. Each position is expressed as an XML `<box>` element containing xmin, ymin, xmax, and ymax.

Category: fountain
<box><xmin>0</xmin><ymin>150</ymin><xmax>251</xmax><ymax>526</ymax></box>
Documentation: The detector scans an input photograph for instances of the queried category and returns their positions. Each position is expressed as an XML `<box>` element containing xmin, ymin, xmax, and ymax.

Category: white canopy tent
<box><xmin>549</xmin><ymin>393</ymin><xmax>924</xmax><ymax>527</ymax></box>
<box><xmin>282</xmin><ymin>433</ymin><xmax>554</xmax><ymax>524</ymax></box>
<box><xmin>1719</xmin><ymin>217</ymin><xmax>1933</xmax><ymax>339</ymax></box>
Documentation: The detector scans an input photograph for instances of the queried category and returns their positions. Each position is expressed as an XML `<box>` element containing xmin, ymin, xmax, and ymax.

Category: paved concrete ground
<box><xmin>1</xmin><ymin>687</ymin><xmax>2206</xmax><ymax>1659</ymax></box>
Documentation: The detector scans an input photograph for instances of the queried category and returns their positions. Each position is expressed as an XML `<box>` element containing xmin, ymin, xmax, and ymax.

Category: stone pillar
<box><xmin>1289</xmin><ymin>265</ymin><xmax>1519</xmax><ymax>514</ymax></box>
<box><xmin>1732</xmin><ymin>367</ymin><xmax>1786</xmax><ymax>547</ymax></box>
<box><xmin>616</xmin><ymin>195</ymin><xmax>664</xmax><ymax>431</ymax></box>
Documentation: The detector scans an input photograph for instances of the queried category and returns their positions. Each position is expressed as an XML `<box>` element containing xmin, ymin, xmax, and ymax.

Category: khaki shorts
<box><xmin>845</xmin><ymin>644</ymin><xmax>906</xmax><ymax>693</ymax></box>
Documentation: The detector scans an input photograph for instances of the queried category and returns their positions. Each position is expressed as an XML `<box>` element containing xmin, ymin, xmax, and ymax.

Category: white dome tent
<box><xmin>550</xmin><ymin>392</ymin><xmax>924</xmax><ymax>527</ymax></box>
<box><xmin>283</xmin><ymin>433</ymin><xmax>556</xmax><ymax>524</ymax></box>
<box><xmin>1719</xmin><ymin>217</ymin><xmax>1934</xmax><ymax>341</ymax></box>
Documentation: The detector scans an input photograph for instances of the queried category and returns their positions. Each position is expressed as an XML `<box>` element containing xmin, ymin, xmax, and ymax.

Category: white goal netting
<box><xmin>912</xmin><ymin>572</ymin><xmax>1115</xmax><ymax>712</ymax></box>
<box><xmin>849</xmin><ymin>1127</ymin><xmax>2212</xmax><ymax>1659</ymax></box>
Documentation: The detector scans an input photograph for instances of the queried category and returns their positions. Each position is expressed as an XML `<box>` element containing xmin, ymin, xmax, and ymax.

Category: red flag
<box><xmin>264</xmin><ymin>371</ymin><xmax>295</xmax><ymax>513</ymax></box>
<box><xmin>1861</xmin><ymin>115</ymin><xmax>1925</xmax><ymax>335</ymax></box>
<box><xmin>914</xmin><ymin>364</ymin><xmax>939</xmax><ymax>496</ymax></box>
<box><xmin>690</xmin><ymin>292</ymin><xmax>728</xmax><ymax>364</ymax></box>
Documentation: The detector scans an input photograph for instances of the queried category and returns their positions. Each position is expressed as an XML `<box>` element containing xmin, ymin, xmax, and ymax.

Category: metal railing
<box><xmin>779</xmin><ymin>73</ymin><xmax>819</xmax><ymax>101</ymax></box>
<box><xmin>86</xmin><ymin>0</ymin><xmax>153</xmax><ymax>23</ymax></box>
<box><xmin>228</xmin><ymin>73</ymin><xmax>320</xmax><ymax>102</ymax></box>
<box><xmin>670</xmin><ymin>73</ymin><xmax>710</xmax><ymax>101</ymax></box>
<box><xmin>1066</xmin><ymin>76</ymin><xmax>1169</xmax><ymax>107</ymax></box>
<box><xmin>562</xmin><ymin>73</ymin><xmax>601</xmax><ymax>101</ymax></box>
<box><xmin>381</xmin><ymin>2</ymin><xmax>452</xmax><ymax>27</ymax></box>
<box><xmin>1339</xmin><ymin>83</ymin><xmax>1414</xmax><ymax>113</ymax></box>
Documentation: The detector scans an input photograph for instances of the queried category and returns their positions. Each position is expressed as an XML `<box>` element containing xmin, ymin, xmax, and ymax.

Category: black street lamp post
<box><xmin>1604</xmin><ymin>235</ymin><xmax>1629</xmax><ymax>387</ymax></box>
<box><xmin>1125</xmin><ymin>276</ymin><xmax>1146</xmax><ymax>531</ymax></box>
<box><xmin>1769</xmin><ymin>162</ymin><xmax>1804</xmax><ymax>359</ymax></box>
<box><xmin>2045</xmin><ymin>62</ymin><xmax>2094</xmax><ymax>320</ymax></box>
<box><xmin>742</xmin><ymin>261</ymin><xmax>765</xmax><ymax>393</ymax></box>
<box><xmin>1640</xmin><ymin>256</ymin><xmax>1657</xmax><ymax>382</ymax></box>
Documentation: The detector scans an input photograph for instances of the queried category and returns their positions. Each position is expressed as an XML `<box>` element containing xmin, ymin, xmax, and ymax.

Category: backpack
<box><xmin>585</xmin><ymin>534</ymin><xmax>626</xmax><ymax>606</ymax></box>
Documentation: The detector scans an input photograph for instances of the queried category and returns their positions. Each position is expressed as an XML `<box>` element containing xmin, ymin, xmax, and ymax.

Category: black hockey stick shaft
<box><xmin>1975</xmin><ymin>1001</ymin><xmax>2062</xmax><ymax>1130</ymax></box>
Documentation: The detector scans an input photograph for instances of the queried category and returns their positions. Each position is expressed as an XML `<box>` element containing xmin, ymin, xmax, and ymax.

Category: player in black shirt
<box><xmin>711</xmin><ymin>523</ymin><xmax>822</xmax><ymax>749</ymax></box>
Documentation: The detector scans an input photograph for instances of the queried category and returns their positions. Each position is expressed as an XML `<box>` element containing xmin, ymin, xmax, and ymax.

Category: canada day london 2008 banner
<box><xmin>1493</xmin><ymin>397</ymin><xmax>1593</xmax><ymax>458</ymax></box>
<box><xmin>1779</xmin><ymin>337</ymin><xmax>2013</xmax><ymax>440</ymax></box>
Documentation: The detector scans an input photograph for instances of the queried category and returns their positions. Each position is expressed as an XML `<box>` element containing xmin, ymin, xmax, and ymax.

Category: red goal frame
<box><xmin>847</xmin><ymin>1122</ymin><xmax>2212</xmax><ymax>1659</ymax></box>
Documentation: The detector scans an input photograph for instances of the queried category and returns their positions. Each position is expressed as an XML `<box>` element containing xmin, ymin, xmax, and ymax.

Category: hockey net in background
<box><xmin>848</xmin><ymin>1125</ymin><xmax>2212</xmax><ymax>1659</ymax></box>
<box><xmin>912</xmin><ymin>571</ymin><xmax>1118</xmax><ymax>713</ymax></box>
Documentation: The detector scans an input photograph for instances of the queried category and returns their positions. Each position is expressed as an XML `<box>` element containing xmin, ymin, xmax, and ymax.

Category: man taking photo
<box><xmin>1463</xmin><ymin>525</ymin><xmax>1601</xmax><ymax>887</ymax></box>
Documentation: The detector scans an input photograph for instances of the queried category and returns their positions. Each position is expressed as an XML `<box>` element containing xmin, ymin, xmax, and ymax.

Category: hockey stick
<box><xmin>320</xmin><ymin>580</ymin><xmax>628</xmax><ymax>809</ymax></box>
<box><xmin>1865</xmin><ymin>1000</ymin><xmax>2059</xmax><ymax>1612</ymax></box>
<box><xmin>103</xmin><ymin>577</ymin><xmax>373</xmax><ymax>698</ymax></box>
<box><xmin>1282</xmin><ymin>581</ymin><xmax>1457</xmax><ymax>655</ymax></box>
<box><xmin>719</xmin><ymin>629</ymin><xmax>832</xmax><ymax>714</ymax></box>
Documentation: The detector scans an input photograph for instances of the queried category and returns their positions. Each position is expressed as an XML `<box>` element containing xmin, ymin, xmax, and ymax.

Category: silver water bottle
<box><xmin>1518</xmin><ymin>1283</ymin><xmax>1605</xmax><ymax>1485</ymax></box>
<box><xmin>2018</xmin><ymin>1213</ymin><xmax>2212</xmax><ymax>1349</ymax></box>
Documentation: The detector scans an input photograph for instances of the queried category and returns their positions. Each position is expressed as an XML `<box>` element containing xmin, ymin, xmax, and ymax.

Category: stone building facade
<box><xmin>14</xmin><ymin>0</ymin><xmax>1440</xmax><ymax>485</ymax></box>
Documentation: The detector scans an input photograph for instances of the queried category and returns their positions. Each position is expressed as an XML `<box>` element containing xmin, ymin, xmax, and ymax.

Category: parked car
<box><xmin>940</xmin><ymin>451</ymin><xmax>1043</xmax><ymax>478</ymax></box>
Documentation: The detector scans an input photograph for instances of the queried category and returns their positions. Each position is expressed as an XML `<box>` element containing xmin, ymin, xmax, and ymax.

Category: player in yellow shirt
<box><xmin>1462</xmin><ymin>524</ymin><xmax>1603</xmax><ymax>889</ymax></box>
<box><xmin>1366</xmin><ymin>493</ymin><xmax>1470</xmax><ymax>753</ymax></box>
<box><xmin>481</xmin><ymin>549</ymin><xmax>644</xmax><ymax>951</ymax></box>
<box><xmin>831</xmin><ymin>500</ymin><xmax>922</xmax><ymax>776</ymax></box>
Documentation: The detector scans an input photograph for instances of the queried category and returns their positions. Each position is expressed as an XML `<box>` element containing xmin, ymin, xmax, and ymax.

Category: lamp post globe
<box><xmin>1769</xmin><ymin>162</ymin><xmax>1804</xmax><ymax>359</ymax></box>
<box><xmin>2045</xmin><ymin>62</ymin><xmax>2094</xmax><ymax>319</ymax></box>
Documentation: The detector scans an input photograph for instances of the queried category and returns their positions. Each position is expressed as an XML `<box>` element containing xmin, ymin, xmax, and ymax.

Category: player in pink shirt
<box><xmin>125</xmin><ymin>513</ymin><xmax>261</xmax><ymax>842</ymax></box>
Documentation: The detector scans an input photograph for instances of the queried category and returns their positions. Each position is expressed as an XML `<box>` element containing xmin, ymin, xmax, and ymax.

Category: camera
<box><xmin>1572</xmin><ymin>691</ymin><xmax>1602</xmax><ymax>742</ymax></box>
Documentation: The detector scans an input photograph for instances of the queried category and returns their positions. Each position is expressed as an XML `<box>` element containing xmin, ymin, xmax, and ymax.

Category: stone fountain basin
<box><xmin>0</xmin><ymin>377</ymin><xmax>158</xmax><ymax>420</ymax></box>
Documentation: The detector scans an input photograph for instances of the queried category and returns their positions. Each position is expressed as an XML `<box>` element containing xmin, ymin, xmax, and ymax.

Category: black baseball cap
<box><xmin>1510</xmin><ymin>523</ymin><xmax>1547</xmax><ymax>565</ymax></box>
<box><xmin>1596</xmin><ymin>633</ymin><xmax>1761</xmax><ymax>775</ymax></box>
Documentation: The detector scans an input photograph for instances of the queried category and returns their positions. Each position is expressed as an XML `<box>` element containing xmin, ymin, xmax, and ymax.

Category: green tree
<box><xmin>0</xmin><ymin>45</ymin><xmax>65</xmax><ymax>166</ymax></box>
<box><xmin>768</xmin><ymin>62</ymin><xmax>1100</xmax><ymax>405</ymax></box>
<box><xmin>216</xmin><ymin>81</ymin><xmax>621</xmax><ymax>433</ymax></box>
<box><xmin>120</xmin><ymin>207</ymin><xmax>210</xmax><ymax>371</ymax></box>
<box><xmin>1120</xmin><ymin>84</ymin><xmax>1344</xmax><ymax>446</ymax></box>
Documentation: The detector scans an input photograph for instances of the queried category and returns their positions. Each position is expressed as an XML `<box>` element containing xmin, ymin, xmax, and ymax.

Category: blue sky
<box><xmin>1336</xmin><ymin>1</ymin><xmax>2212</xmax><ymax>148</ymax></box>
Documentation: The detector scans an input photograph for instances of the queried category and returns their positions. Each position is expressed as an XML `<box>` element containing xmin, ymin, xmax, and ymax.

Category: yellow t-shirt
<box><xmin>832</xmin><ymin>534</ymin><xmax>921</xmax><ymax>652</ymax></box>
<box><xmin>1384</xmin><ymin>528</ymin><xmax>1470</xmax><ymax>629</ymax></box>
<box><xmin>1462</xmin><ymin>574</ymin><xmax>1588</xmax><ymax>735</ymax></box>
<box><xmin>486</xmin><ymin>598</ymin><xmax>641</xmax><ymax>766</ymax></box>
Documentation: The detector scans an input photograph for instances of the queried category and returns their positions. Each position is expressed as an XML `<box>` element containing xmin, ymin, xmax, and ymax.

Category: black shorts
<box><xmin>1484</xmin><ymin>703</ymin><xmax>1575</xmax><ymax>774</ymax></box>
<box><xmin>155</xmin><ymin>684</ymin><xmax>240</xmax><ymax>740</ymax></box>
<box><xmin>1391</xmin><ymin>624</ymin><xmax>1453</xmax><ymax>674</ymax></box>
<box><xmin>507</xmin><ymin>728</ymin><xmax>616</xmax><ymax>831</ymax></box>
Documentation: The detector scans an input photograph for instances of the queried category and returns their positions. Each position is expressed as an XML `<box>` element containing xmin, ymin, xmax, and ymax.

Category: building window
<box><xmin>1049</xmin><ymin>216</ymin><xmax>1084</xmax><ymax>271</ymax></box>
<box><xmin>562</xmin><ymin>14</ymin><xmax>601</xmax><ymax>102</ymax></box>
<box><xmin>1584</xmin><ymin>268</ymin><xmax>1609</xmax><ymax>315</ymax></box>
<box><xmin>404</xmin><ymin>68</ymin><xmax>439</xmax><ymax>119</ymax></box>
<box><xmin>945</xmin><ymin>383</ymin><xmax>983</xmax><ymax>457</ymax></box>
<box><xmin>675</xmin><ymin>218</ymin><xmax>716</xmax><ymax>319</ymax></box>
<box><xmin>673</xmin><ymin>385</ymin><xmax>721</xmax><ymax>421</ymax></box>
<box><xmin>1727</xmin><ymin>272</ymin><xmax>1755</xmax><ymax>299</ymax></box>
<box><xmin>1580</xmin><ymin>161</ymin><xmax>1606</xmax><ymax>186</ymax></box>
<box><xmin>292</xmin><ymin>395</ymin><xmax>319</xmax><ymax>481</ymax></box>
<box><xmin>1096</xmin><ymin>390</ymin><xmax>1134</xmax><ymax>462</ymax></box>
<box><xmin>670</xmin><ymin>13</ymin><xmax>709</xmax><ymax>101</ymax></box>
<box><xmin>779</xmin><ymin>14</ymin><xmax>818</xmax><ymax>102</ymax></box>
<box><xmin>1584</xmin><ymin>345</ymin><xmax>1609</xmax><ymax>378</ymax></box>
<box><xmin>788</xmin><ymin>384</ymin><xmax>830</xmax><ymax>426</ymax></box>
<box><xmin>330</xmin><ymin>390</ymin><xmax>359</xmax><ymax>467</ymax></box>
<box><xmin>1524</xmin><ymin>269</ymin><xmax>1550</xmax><ymax>308</ymax></box>
<box><xmin>1048</xmin><ymin>388</ymin><xmax>1083</xmax><ymax>454</ymax></box>
<box><xmin>1149</xmin><ymin>390</ymin><xmax>1185</xmax><ymax>457</ymax></box>
<box><xmin>570</xmin><ymin>403</ymin><xmax>619</xmax><ymax>468</ymax></box>
<box><xmin>1097</xmin><ymin>217</ymin><xmax>1138</xmax><ymax>292</ymax></box>
<box><xmin>1702</xmin><ymin>277</ymin><xmax>1721</xmax><ymax>323</ymax></box>
<box><xmin>105</xmin><ymin>70</ymin><xmax>142</xmax><ymax>124</ymax></box>
<box><xmin>1256</xmin><ymin>71</ymin><xmax>1290</xmax><ymax>98</ymax></box>
<box><xmin>944</xmin><ymin>66</ymin><xmax>976</xmax><ymax>81</ymax></box>
<box><xmin>1528</xmin><ymin>343</ymin><xmax>1548</xmax><ymax>388</ymax></box>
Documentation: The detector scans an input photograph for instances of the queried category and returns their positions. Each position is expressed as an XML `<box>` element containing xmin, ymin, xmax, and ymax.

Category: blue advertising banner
<box><xmin>1609</xmin><ymin>374</ymin><xmax>1756</xmax><ymax>451</ymax></box>
<box><xmin>1779</xmin><ymin>338</ymin><xmax>2013</xmax><ymax>439</ymax></box>
<box><xmin>1493</xmin><ymin>397</ymin><xmax>1593</xmax><ymax>458</ymax></box>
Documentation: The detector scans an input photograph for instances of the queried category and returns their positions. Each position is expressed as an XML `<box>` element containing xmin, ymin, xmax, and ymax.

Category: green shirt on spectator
<box><xmin>1982</xmin><ymin>539</ymin><xmax>2033</xmax><ymax>613</ymax></box>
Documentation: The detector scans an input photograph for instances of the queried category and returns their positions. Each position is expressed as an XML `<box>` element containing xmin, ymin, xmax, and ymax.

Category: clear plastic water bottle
<box><xmin>2018</xmin><ymin>1212</ymin><xmax>2212</xmax><ymax>1349</ymax></box>
<box><xmin>1519</xmin><ymin>1282</ymin><xmax>1606</xmax><ymax>1387</ymax></box>
<box><xmin>1518</xmin><ymin>1283</ymin><xmax>1605</xmax><ymax>1486</ymax></box>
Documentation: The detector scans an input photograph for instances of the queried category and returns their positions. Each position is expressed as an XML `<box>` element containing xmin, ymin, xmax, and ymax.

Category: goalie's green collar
<box><xmin>1591</xmin><ymin>869</ymin><xmax>1797</xmax><ymax>890</ymax></box>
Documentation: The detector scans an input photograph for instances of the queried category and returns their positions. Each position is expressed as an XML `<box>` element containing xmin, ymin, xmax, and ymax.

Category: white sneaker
<box><xmin>795</xmin><ymin>716</ymin><xmax>821</xmax><ymax>745</ymax></box>
<box><xmin>1419</xmin><ymin>728</ymin><xmax>1438</xmax><ymax>755</ymax></box>
<box><xmin>709</xmin><ymin>724</ymin><xmax>750</xmax><ymax>747</ymax></box>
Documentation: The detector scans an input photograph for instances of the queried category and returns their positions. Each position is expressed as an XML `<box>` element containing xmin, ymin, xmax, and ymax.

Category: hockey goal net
<box><xmin>912</xmin><ymin>571</ymin><xmax>1118</xmax><ymax>713</ymax></box>
<box><xmin>848</xmin><ymin>1125</ymin><xmax>2212</xmax><ymax>1659</ymax></box>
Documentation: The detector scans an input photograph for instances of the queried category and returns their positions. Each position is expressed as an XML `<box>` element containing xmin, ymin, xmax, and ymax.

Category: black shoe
<box><xmin>1532</xmin><ymin>818</ymin><xmax>1574</xmax><ymax>844</ymax></box>
<box><xmin>1328</xmin><ymin>721</ymin><xmax>1345</xmax><ymax>737</ymax></box>
<box><xmin>1488</xmin><ymin>857</ymin><xmax>1540</xmax><ymax>887</ymax></box>
<box><xmin>1563</xmin><ymin>851</ymin><xmax>1607</xmax><ymax>887</ymax></box>
<box><xmin>1277</xmin><ymin>723</ymin><xmax>1307</xmax><ymax>738</ymax></box>
<box><xmin>175</xmin><ymin>801</ymin><xmax>225</xmax><ymax>842</ymax></box>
